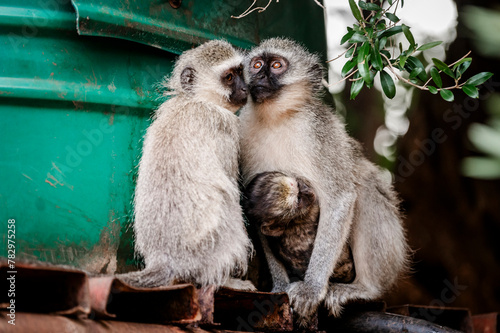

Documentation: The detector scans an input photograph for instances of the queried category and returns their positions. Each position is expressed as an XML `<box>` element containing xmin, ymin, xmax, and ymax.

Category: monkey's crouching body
<box><xmin>239</xmin><ymin>38</ymin><xmax>408</xmax><ymax>321</ymax></box>
<box><xmin>129</xmin><ymin>40</ymin><xmax>252</xmax><ymax>289</ymax></box>
<box><xmin>134</xmin><ymin>98</ymin><xmax>249</xmax><ymax>287</ymax></box>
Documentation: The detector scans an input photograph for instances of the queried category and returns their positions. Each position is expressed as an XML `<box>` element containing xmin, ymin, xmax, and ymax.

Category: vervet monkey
<box><xmin>243</xmin><ymin>171</ymin><xmax>355</xmax><ymax>283</ymax></box>
<box><xmin>239</xmin><ymin>38</ymin><xmax>408</xmax><ymax>321</ymax></box>
<box><xmin>125</xmin><ymin>40</ymin><xmax>253</xmax><ymax>290</ymax></box>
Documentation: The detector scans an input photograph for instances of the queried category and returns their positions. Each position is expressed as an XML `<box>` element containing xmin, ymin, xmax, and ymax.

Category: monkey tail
<box><xmin>115</xmin><ymin>266</ymin><xmax>174</xmax><ymax>289</ymax></box>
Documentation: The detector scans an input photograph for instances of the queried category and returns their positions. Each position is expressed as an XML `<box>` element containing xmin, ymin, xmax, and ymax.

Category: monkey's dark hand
<box><xmin>286</xmin><ymin>280</ymin><xmax>325</xmax><ymax>325</ymax></box>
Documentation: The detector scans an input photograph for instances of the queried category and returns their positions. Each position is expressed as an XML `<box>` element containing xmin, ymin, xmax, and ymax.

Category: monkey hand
<box><xmin>286</xmin><ymin>281</ymin><xmax>325</xmax><ymax>325</ymax></box>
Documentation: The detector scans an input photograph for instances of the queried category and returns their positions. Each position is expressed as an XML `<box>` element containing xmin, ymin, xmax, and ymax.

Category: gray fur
<box><xmin>239</xmin><ymin>38</ymin><xmax>409</xmax><ymax>322</ymax></box>
<box><xmin>125</xmin><ymin>40</ymin><xmax>253</xmax><ymax>288</ymax></box>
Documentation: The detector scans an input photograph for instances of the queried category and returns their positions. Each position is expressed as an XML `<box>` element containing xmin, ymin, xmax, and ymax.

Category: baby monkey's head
<box><xmin>243</xmin><ymin>171</ymin><xmax>319</xmax><ymax>237</ymax></box>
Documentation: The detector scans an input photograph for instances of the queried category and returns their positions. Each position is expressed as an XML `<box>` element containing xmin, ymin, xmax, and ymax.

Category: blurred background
<box><xmin>324</xmin><ymin>0</ymin><xmax>500</xmax><ymax>315</ymax></box>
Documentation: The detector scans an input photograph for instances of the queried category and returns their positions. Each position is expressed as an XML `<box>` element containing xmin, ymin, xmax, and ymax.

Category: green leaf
<box><xmin>341</xmin><ymin>30</ymin><xmax>355</xmax><ymax>45</ymax></box>
<box><xmin>378</xmin><ymin>25</ymin><xmax>403</xmax><ymax>38</ymax></box>
<box><xmin>376</xmin><ymin>21</ymin><xmax>387</xmax><ymax>31</ymax></box>
<box><xmin>417</xmin><ymin>41</ymin><xmax>442</xmax><ymax>51</ymax></box>
<box><xmin>371</xmin><ymin>45</ymin><xmax>383</xmax><ymax>71</ymax></box>
<box><xmin>385</xmin><ymin>12</ymin><xmax>400</xmax><ymax>22</ymax></box>
<box><xmin>468</xmin><ymin>123</ymin><xmax>500</xmax><ymax>158</ymax></box>
<box><xmin>349</xmin><ymin>0</ymin><xmax>364</xmax><ymax>22</ymax></box>
<box><xmin>432</xmin><ymin>58</ymin><xmax>455</xmax><ymax>79</ymax></box>
<box><xmin>430</xmin><ymin>67</ymin><xmax>442</xmax><ymax>88</ymax></box>
<box><xmin>380</xmin><ymin>70</ymin><xmax>396</xmax><ymax>99</ymax></box>
<box><xmin>379</xmin><ymin>37</ymin><xmax>387</xmax><ymax>50</ymax></box>
<box><xmin>358</xmin><ymin>42</ymin><xmax>370</xmax><ymax>61</ymax></box>
<box><xmin>358</xmin><ymin>1</ymin><xmax>381</xmax><ymax>11</ymax></box>
<box><xmin>349</xmin><ymin>33</ymin><xmax>368</xmax><ymax>43</ymax></box>
<box><xmin>358</xmin><ymin>59</ymin><xmax>371</xmax><ymax>85</ymax></box>
<box><xmin>452</xmin><ymin>57</ymin><xmax>472</xmax><ymax>70</ymax></box>
<box><xmin>402</xmin><ymin>24</ymin><xmax>415</xmax><ymax>46</ymax></box>
<box><xmin>462</xmin><ymin>84</ymin><xmax>479</xmax><ymax>98</ymax></box>
<box><xmin>405</xmin><ymin>56</ymin><xmax>427</xmax><ymax>81</ymax></box>
<box><xmin>388</xmin><ymin>0</ymin><xmax>393</xmax><ymax>4</ymax></box>
<box><xmin>466</xmin><ymin>72</ymin><xmax>494</xmax><ymax>86</ymax></box>
<box><xmin>350</xmin><ymin>77</ymin><xmax>365</xmax><ymax>100</ymax></box>
<box><xmin>341</xmin><ymin>60</ymin><xmax>357</xmax><ymax>77</ymax></box>
<box><xmin>346</xmin><ymin>47</ymin><xmax>355</xmax><ymax>58</ymax></box>
<box><xmin>428</xmin><ymin>86</ymin><xmax>438</xmax><ymax>94</ymax></box>
<box><xmin>462</xmin><ymin>157</ymin><xmax>500</xmax><ymax>179</ymax></box>
<box><xmin>409</xmin><ymin>67</ymin><xmax>423</xmax><ymax>80</ymax></box>
<box><xmin>399</xmin><ymin>55</ymin><xmax>408</xmax><ymax>68</ymax></box>
<box><xmin>455</xmin><ymin>61</ymin><xmax>472</xmax><ymax>79</ymax></box>
<box><xmin>440</xmin><ymin>89</ymin><xmax>454</xmax><ymax>102</ymax></box>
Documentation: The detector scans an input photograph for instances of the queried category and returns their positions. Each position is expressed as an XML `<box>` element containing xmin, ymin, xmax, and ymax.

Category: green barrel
<box><xmin>0</xmin><ymin>0</ymin><xmax>326</xmax><ymax>274</ymax></box>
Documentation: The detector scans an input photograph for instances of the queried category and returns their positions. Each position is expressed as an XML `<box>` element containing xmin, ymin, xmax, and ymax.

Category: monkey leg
<box><xmin>259</xmin><ymin>233</ymin><xmax>290</xmax><ymax>292</ymax></box>
<box><xmin>324</xmin><ymin>174</ymin><xmax>408</xmax><ymax>317</ymax></box>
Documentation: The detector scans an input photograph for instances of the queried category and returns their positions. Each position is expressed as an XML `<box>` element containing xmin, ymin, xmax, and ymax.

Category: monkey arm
<box><xmin>287</xmin><ymin>190</ymin><xmax>357</xmax><ymax>320</ymax></box>
<box><xmin>259</xmin><ymin>232</ymin><xmax>290</xmax><ymax>292</ymax></box>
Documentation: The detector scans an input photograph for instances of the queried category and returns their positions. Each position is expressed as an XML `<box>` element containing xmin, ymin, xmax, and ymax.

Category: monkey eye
<box><xmin>272</xmin><ymin>61</ymin><xmax>282</xmax><ymax>69</ymax></box>
<box><xmin>226</xmin><ymin>73</ymin><xmax>233</xmax><ymax>81</ymax></box>
<box><xmin>253</xmin><ymin>61</ymin><xmax>263</xmax><ymax>69</ymax></box>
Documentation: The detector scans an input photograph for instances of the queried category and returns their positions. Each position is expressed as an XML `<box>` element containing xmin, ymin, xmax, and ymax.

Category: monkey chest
<box><xmin>245</xmin><ymin>126</ymin><xmax>315</xmax><ymax>176</ymax></box>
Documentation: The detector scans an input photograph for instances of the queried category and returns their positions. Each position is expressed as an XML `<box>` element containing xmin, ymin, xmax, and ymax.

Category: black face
<box><xmin>221</xmin><ymin>64</ymin><xmax>248</xmax><ymax>107</ymax></box>
<box><xmin>248</xmin><ymin>53</ymin><xmax>289</xmax><ymax>103</ymax></box>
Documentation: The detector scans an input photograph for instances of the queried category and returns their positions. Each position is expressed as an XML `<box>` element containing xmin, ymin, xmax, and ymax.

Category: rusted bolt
<box><xmin>169</xmin><ymin>0</ymin><xmax>181</xmax><ymax>9</ymax></box>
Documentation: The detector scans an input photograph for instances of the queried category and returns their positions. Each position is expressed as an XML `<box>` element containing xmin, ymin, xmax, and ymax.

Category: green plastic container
<box><xmin>0</xmin><ymin>0</ymin><xmax>326</xmax><ymax>273</ymax></box>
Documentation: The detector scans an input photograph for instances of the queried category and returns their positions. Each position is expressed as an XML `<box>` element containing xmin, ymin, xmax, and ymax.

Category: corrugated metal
<box><xmin>70</xmin><ymin>0</ymin><xmax>327</xmax><ymax>55</ymax></box>
<box><xmin>0</xmin><ymin>0</ymin><xmax>174</xmax><ymax>273</ymax></box>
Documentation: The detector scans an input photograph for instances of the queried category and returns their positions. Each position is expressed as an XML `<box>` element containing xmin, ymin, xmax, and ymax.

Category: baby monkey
<box><xmin>244</xmin><ymin>172</ymin><xmax>355</xmax><ymax>284</ymax></box>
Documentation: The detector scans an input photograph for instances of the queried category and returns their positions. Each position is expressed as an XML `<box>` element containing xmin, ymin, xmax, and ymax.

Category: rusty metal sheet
<box><xmin>472</xmin><ymin>312</ymin><xmax>499</xmax><ymax>333</ymax></box>
<box><xmin>387</xmin><ymin>304</ymin><xmax>473</xmax><ymax>333</ymax></box>
<box><xmin>213</xmin><ymin>287</ymin><xmax>292</xmax><ymax>332</ymax></box>
<box><xmin>0</xmin><ymin>311</ymin><xmax>216</xmax><ymax>333</ymax></box>
<box><xmin>89</xmin><ymin>276</ymin><xmax>200</xmax><ymax>324</ymax></box>
<box><xmin>0</xmin><ymin>261</ymin><xmax>90</xmax><ymax>316</ymax></box>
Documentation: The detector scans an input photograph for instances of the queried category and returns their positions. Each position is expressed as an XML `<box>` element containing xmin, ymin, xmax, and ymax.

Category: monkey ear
<box><xmin>180</xmin><ymin>67</ymin><xmax>196</xmax><ymax>90</ymax></box>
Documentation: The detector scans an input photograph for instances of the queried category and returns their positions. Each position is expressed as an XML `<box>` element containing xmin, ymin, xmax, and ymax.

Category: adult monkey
<box><xmin>239</xmin><ymin>38</ymin><xmax>408</xmax><ymax>322</ymax></box>
<box><xmin>122</xmin><ymin>40</ymin><xmax>254</xmax><ymax>290</ymax></box>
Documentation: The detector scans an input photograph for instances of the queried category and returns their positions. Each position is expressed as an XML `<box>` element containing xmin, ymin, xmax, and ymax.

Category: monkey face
<box><xmin>248</xmin><ymin>53</ymin><xmax>289</xmax><ymax>103</ymax></box>
<box><xmin>221</xmin><ymin>64</ymin><xmax>248</xmax><ymax>107</ymax></box>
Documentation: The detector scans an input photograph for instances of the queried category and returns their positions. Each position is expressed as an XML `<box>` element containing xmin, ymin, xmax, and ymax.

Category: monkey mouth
<box><xmin>229</xmin><ymin>92</ymin><xmax>248</xmax><ymax>107</ymax></box>
<box><xmin>250</xmin><ymin>85</ymin><xmax>277</xmax><ymax>103</ymax></box>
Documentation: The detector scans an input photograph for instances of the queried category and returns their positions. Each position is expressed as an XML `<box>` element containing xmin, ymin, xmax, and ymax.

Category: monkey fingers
<box><xmin>286</xmin><ymin>280</ymin><xmax>324</xmax><ymax>324</ymax></box>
